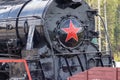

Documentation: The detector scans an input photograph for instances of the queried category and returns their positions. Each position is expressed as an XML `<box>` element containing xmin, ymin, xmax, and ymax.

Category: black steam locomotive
<box><xmin>0</xmin><ymin>0</ymin><xmax>113</xmax><ymax>80</ymax></box>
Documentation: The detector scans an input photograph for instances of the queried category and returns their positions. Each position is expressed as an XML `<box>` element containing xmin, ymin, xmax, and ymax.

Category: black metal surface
<box><xmin>76</xmin><ymin>55</ymin><xmax>84</xmax><ymax>71</ymax></box>
<box><xmin>38</xmin><ymin>60</ymin><xmax>45</xmax><ymax>80</ymax></box>
<box><xmin>64</xmin><ymin>57</ymin><xmax>72</xmax><ymax>76</ymax></box>
<box><xmin>0</xmin><ymin>0</ymin><xmax>113</xmax><ymax>80</ymax></box>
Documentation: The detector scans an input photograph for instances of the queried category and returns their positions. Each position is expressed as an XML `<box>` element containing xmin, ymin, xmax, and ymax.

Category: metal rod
<box><xmin>83</xmin><ymin>53</ymin><xmax>87</xmax><ymax>69</ymax></box>
<box><xmin>54</xmin><ymin>50</ymin><xmax>111</xmax><ymax>56</ymax></box>
<box><xmin>99</xmin><ymin>59</ymin><xmax>104</xmax><ymax>67</ymax></box>
<box><xmin>0</xmin><ymin>16</ymin><xmax>41</xmax><ymax>22</ymax></box>
<box><xmin>38</xmin><ymin>60</ymin><xmax>45</xmax><ymax>80</ymax></box>
<box><xmin>76</xmin><ymin>55</ymin><xmax>84</xmax><ymax>71</ymax></box>
<box><xmin>64</xmin><ymin>57</ymin><xmax>72</xmax><ymax>76</ymax></box>
<box><xmin>96</xmin><ymin>53</ymin><xmax>104</xmax><ymax>67</ymax></box>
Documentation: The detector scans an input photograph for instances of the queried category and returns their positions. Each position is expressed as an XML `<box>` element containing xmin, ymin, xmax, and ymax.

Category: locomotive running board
<box><xmin>0</xmin><ymin>59</ymin><xmax>32</xmax><ymax>80</ymax></box>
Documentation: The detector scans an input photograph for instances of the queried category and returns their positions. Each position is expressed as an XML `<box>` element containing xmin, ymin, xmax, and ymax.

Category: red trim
<box><xmin>0</xmin><ymin>59</ymin><xmax>32</xmax><ymax>80</ymax></box>
<box><xmin>23</xmin><ymin>60</ymin><xmax>32</xmax><ymax>80</ymax></box>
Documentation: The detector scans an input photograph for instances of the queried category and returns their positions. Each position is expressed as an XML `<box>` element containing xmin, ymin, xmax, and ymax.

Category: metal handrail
<box><xmin>0</xmin><ymin>16</ymin><xmax>41</xmax><ymax>22</ymax></box>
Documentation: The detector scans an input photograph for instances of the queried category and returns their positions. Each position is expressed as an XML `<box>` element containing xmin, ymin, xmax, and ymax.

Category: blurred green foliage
<box><xmin>86</xmin><ymin>0</ymin><xmax>120</xmax><ymax>61</ymax></box>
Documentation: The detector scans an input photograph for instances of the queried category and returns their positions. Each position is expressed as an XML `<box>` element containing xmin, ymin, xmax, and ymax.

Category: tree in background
<box><xmin>114</xmin><ymin>0</ymin><xmax>120</xmax><ymax>61</ymax></box>
<box><xmin>86</xmin><ymin>0</ymin><xmax>120</xmax><ymax>61</ymax></box>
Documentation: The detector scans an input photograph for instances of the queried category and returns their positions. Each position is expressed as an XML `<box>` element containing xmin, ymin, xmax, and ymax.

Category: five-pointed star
<box><xmin>61</xmin><ymin>20</ymin><xmax>81</xmax><ymax>42</ymax></box>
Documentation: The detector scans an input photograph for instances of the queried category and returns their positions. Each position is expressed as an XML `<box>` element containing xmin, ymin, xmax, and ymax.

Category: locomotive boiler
<box><xmin>0</xmin><ymin>0</ymin><xmax>113</xmax><ymax>80</ymax></box>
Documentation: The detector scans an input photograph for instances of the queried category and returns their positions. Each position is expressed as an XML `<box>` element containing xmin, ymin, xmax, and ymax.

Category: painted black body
<box><xmin>0</xmin><ymin>0</ymin><xmax>113</xmax><ymax>80</ymax></box>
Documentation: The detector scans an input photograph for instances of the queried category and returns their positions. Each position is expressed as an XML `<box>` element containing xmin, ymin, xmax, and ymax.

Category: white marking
<box><xmin>26</xmin><ymin>25</ymin><xmax>35</xmax><ymax>50</ymax></box>
<box><xmin>116</xmin><ymin>62</ymin><xmax>120</xmax><ymax>67</ymax></box>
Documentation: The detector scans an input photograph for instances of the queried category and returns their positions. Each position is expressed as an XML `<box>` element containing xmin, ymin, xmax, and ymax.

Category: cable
<box><xmin>97</xmin><ymin>14</ymin><xmax>114</xmax><ymax>66</ymax></box>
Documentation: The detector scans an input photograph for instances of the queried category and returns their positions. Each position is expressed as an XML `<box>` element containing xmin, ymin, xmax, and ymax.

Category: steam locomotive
<box><xmin>0</xmin><ymin>0</ymin><xmax>113</xmax><ymax>80</ymax></box>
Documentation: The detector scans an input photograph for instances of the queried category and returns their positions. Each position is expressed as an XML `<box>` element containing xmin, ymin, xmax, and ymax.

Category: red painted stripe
<box><xmin>0</xmin><ymin>59</ymin><xmax>32</xmax><ymax>80</ymax></box>
<box><xmin>23</xmin><ymin>60</ymin><xmax>32</xmax><ymax>80</ymax></box>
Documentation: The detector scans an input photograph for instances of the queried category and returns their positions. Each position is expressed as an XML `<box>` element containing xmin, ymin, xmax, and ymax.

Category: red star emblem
<box><xmin>61</xmin><ymin>20</ymin><xmax>81</xmax><ymax>42</ymax></box>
